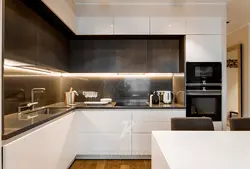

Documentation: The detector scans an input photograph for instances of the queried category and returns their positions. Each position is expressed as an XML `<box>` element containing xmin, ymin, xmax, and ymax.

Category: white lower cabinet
<box><xmin>131</xmin><ymin>109</ymin><xmax>186</xmax><ymax>155</ymax></box>
<box><xmin>77</xmin><ymin>133</ymin><xmax>131</xmax><ymax>155</ymax></box>
<box><xmin>3</xmin><ymin>112</ymin><xmax>76</xmax><ymax>169</ymax></box>
<box><xmin>75</xmin><ymin>110</ymin><xmax>132</xmax><ymax>156</ymax></box>
<box><xmin>132</xmin><ymin>134</ymin><xmax>151</xmax><ymax>155</ymax></box>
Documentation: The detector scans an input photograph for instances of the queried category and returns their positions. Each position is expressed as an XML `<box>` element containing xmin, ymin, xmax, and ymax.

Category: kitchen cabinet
<box><xmin>150</xmin><ymin>17</ymin><xmax>186</xmax><ymax>35</ymax></box>
<box><xmin>3</xmin><ymin>112</ymin><xmax>76</xmax><ymax>169</ymax></box>
<box><xmin>114</xmin><ymin>17</ymin><xmax>149</xmax><ymax>35</ymax></box>
<box><xmin>132</xmin><ymin>134</ymin><xmax>151</xmax><ymax>155</ymax></box>
<box><xmin>186</xmin><ymin>17</ymin><xmax>223</xmax><ymax>35</ymax></box>
<box><xmin>77</xmin><ymin>133</ymin><xmax>131</xmax><ymax>155</ymax></box>
<box><xmin>41</xmin><ymin>0</ymin><xmax>76</xmax><ymax>33</ymax></box>
<box><xmin>70</xmin><ymin>40</ymin><xmax>117</xmax><ymax>72</ymax></box>
<box><xmin>147</xmin><ymin>39</ymin><xmax>182</xmax><ymax>73</ymax></box>
<box><xmin>5</xmin><ymin>1</ymin><xmax>38</xmax><ymax>65</ymax></box>
<box><xmin>131</xmin><ymin>109</ymin><xmax>186</xmax><ymax>155</ymax></box>
<box><xmin>75</xmin><ymin>110</ymin><xmax>132</xmax><ymax>155</ymax></box>
<box><xmin>5</xmin><ymin>0</ymin><xmax>69</xmax><ymax>71</ymax></box>
<box><xmin>76</xmin><ymin>17</ymin><xmax>114</xmax><ymax>35</ymax></box>
<box><xmin>70</xmin><ymin>39</ymin><xmax>148</xmax><ymax>73</ymax></box>
<box><xmin>186</xmin><ymin>35</ymin><xmax>223</xmax><ymax>62</ymax></box>
<box><xmin>76</xmin><ymin>110</ymin><xmax>131</xmax><ymax>133</ymax></box>
<box><xmin>116</xmin><ymin>40</ymin><xmax>147</xmax><ymax>72</ymax></box>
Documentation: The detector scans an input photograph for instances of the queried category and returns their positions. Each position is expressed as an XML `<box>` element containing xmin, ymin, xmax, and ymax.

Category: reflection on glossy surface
<box><xmin>4</xmin><ymin>107</ymin><xmax>71</xmax><ymax>136</ymax></box>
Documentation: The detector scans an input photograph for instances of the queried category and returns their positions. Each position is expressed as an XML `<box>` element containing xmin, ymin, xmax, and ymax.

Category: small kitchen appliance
<box><xmin>163</xmin><ymin>91</ymin><xmax>174</xmax><ymax>104</ymax></box>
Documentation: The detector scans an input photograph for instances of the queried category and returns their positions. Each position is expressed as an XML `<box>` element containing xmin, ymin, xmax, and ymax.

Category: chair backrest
<box><xmin>171</xmin><ymin>117</ymin><xmax>214</xmax><ymax>131</ymax></box>
<box><xmin>230</xmin><ymin>118</ymin><xmax>250</xmax><ymax>131</ymax></box>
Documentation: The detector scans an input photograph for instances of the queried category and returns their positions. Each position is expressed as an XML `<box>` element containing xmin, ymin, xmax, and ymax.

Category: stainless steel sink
<box><xmin>23</xmin><ymin>107</ymin><xmax>70</xmax><ymax>115</ymax></box>
<box><xmin>35</xmin><ymin>107</ymin><xmax>70</xmax><ymax>115</ymax></box>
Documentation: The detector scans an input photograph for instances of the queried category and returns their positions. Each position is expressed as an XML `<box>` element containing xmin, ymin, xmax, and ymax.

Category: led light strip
<box><xmin>4</xmin><ymin>59</ymin><xmax>184</xmax><ymax>78</ymax></box>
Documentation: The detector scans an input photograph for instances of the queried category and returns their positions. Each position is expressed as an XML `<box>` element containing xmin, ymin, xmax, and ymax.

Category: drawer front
<box><xmin>132</xmin><ymin>109</ymin><xmax>186</xmax><ymax>122</ymax></box>
<box><xmin>75</xmin><ymin>110</ymin><xmax>131</xmax><ymax>133</ymax></box>
<box><xmin>77</xmin><ymin>133</ymin><xmax>131</xmax><ymax>155</ymax></box>
<box><xmin>132</xmin><ymin>134</ymin><xmax>151</xmax><ymax>155</ymax></box>
<box><xmin>132</xmin><ymin>121</ymin><xmax>171</xmax><ymax>133</ymax></box>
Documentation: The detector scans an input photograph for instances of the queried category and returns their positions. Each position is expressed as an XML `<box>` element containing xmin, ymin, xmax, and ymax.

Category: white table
<box><xmin>152</xmin><ymin>131</ymin><xmax>250</xmax><ymax>169</ymax></box>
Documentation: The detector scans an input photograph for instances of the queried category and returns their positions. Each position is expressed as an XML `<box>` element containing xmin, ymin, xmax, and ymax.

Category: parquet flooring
<box><xmin>70</xmin><ymin>160</ymin><xmax>151</xmax><ymax>169</ymax></box>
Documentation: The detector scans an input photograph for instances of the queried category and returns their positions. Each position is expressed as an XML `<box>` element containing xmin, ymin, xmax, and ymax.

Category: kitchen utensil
<box><xmin>82</xmin><ymin>91</ymin><xmax>98</xmax><ymax>98</ymax></box>
<box><xmin>65</xmin><ymin>89</ymin><xmax>79</xmax><ymax>106</ymax></box>
<box><xmin>100</xmin><ymin>98</ymin><xmax>112</xmax><ymax>103</ymax></box>
<box><xmin>84</xmin><ymin>101</ymin><xmax>109</xmax><ymax>105</ymax></box>
<box><xmin>163</xmin><ymin>91</ymin><xmax>174</xmax><ymax>104</ymax></box>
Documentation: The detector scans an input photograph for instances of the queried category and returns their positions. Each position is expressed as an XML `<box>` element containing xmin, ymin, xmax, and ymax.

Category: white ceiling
<box><xmin>227</xmin><ymin>0</ymin><xmax>250</xmax><ymax>33</ymax></box>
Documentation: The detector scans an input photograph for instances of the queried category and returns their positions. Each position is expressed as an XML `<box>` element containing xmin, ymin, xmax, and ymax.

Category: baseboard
<box><xmin>75</xmin><ymin>155</ymin><xmax>151</xmax><ymax>160</ymax></box>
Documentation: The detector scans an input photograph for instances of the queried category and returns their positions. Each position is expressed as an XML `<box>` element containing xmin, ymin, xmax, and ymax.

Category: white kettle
<box><xmin>163</xmin><ymin>91</ymin><xmax>174</xmax><ymax>104</ymax></box>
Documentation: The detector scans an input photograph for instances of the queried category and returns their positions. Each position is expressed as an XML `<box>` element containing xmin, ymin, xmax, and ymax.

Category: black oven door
<box><xmin>186</xmin><ymin>62</ymin><xmax>222</xmax><ymax>84</ymax></box>
<box><xmin>186</xmin><ymin>90</ymin><xmax>222</xmax><ymax>121</ymax></box>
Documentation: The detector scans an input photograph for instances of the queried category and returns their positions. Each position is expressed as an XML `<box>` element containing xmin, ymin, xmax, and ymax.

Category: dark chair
<box><xmin>230</xmin><ymin>118</ymin><xmax>250</xmax><ymax>131</ymax></box>
<box><xmin>171</xmin><ymin>117</ymin><xmax>214</xmax><ymax>131</ymax></box>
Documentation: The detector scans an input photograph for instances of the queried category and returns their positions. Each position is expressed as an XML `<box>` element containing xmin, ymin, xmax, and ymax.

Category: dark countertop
<box><xmin>3</xmin><ymin>102</ymin><xmax>185</xmax><ymax>140</ymax></box>
<box><xmin>50</xmin><ymin>102</ymin><xmax>185</xmax><ymax>109</ymax></box>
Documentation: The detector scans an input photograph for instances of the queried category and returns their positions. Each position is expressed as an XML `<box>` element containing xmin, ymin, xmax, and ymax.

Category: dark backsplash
<box><xmin>4</xmin><ymin>67</ymin><xmax>176</xmax><ymax>115</ymax></box>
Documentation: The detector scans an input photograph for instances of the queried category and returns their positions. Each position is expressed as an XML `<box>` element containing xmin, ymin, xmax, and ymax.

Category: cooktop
<box><xmin>115</xmin><ymin>101</ymin><xmax>148</xmax><ymax>106</ymax></box>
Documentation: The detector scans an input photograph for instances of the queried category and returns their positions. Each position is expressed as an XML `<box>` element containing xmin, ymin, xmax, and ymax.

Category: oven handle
<box><xmin>186</xmin><ymin>92</ymin><xmax>221</xmax><ymax>96</ymax></box>
<box><xmin>186</xmin><ymin>90</ymin><xmax>221</xmax><ymax>92</ymax></box>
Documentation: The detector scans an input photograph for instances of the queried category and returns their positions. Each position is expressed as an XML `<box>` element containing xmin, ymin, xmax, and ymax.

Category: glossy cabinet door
<box><xmin>75</xmin><ymin>110</ymin><xmax>132</xmax><ymax>155</ymax></box>
<box><xmin>114</xmin><ymin>17</ymin><xmax>149</xmax><ymax>35</ymax></box>
<box><xmin>41</xmin><ymin>0</ymin><xmax>76</xmax><ymax>33</ymax></box>
<box><xmin>77</xmin><ymin>133</ymin><xmax>131</xmax><ymax>155</ymax></box>
<box><xmin>132</xmin><ymin>134</ymin><xmax>151</xmax><ymax>155</ymax></box>
<box><xmin>3</xmin><ymin>113</ymin><xmax>76</xmax><ymax>169</ymax></box>
<box><xmin>186</xmin><ymin>17</ymin><xmax>223</xmax><ymax>35</ymax></box>
<box><xmin>150</xmin><ymin>17</ymin><xmax>186</xmax><ymax>35</ymax></box>
<box><xmin>147</xmin><ymin>39</ymin><xmax>181</xmax><ymax>73</ymax></box>
<box><xmin>131</xmin><ymin>109</ymin><xmax>186</xmax><ymax>155</ymax></box>
<box><xmin>186</xmin><ymin>35</ymin><xmax>223</xmax><ymax>62</ymax></box>
<box><xmin>76</xmin><ymin>17</ymin><xmax>114</xmax><ymax>35</ymax></box>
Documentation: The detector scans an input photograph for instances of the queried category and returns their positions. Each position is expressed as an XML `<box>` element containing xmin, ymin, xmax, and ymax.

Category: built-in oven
<box><xmin>186</xmin><ymin>86</ymin><xmax>222</xmax><ymax>121</ymax></box>
<box><xmin>186</xmin><ymin>62</ymin><xmax>222</xmax><ymax>85</ymax></box>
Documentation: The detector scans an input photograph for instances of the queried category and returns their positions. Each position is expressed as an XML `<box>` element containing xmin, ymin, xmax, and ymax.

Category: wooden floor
<box><xmin>70</xmin><ymin>160</ymin><xmax>151</xmax><ymax>169</ymax></box>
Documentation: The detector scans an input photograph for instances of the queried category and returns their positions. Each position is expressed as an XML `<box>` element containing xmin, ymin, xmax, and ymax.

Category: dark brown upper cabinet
<box><xmin>69</xmin><ymin>36</ymin><xmax>184</xmax><ymax>73</ymax></box>
<box><xmin>4</xmin><ymin>0</ymin><xmax>69</xmax><ymax>72</ymax></box>
<box><xmin>147</xmin><ymin>40</ymin><xmax>180</xmax><ymax>73</ymax></box>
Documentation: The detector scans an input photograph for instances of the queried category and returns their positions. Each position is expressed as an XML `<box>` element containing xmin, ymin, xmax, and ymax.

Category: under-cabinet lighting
<box><xmin>173</xmin><ymin>73</ymin><xmax>185</xmax><ymax>77</ymax></box>
<box><xmin>61</xmin><ymin>73</ymin><xmax>175</xmax><ymax>78</ymax></box>
<box><xmin>4</xmin><ymin>65</ymin><xmax>62</xmax><ymax>77</ymax></box>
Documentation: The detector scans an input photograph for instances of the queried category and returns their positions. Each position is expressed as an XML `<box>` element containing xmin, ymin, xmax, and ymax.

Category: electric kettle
<box><xmin>163</xmin><ymin>91</ymin><xmax>174</xmax><ymax>104</ymax></box>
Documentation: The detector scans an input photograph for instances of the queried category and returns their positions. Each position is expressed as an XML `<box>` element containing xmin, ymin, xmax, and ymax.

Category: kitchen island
<box><xmin>152</xmin><ymin>131</ymin><xmax>250</xmax><ymax>169</ymax></box>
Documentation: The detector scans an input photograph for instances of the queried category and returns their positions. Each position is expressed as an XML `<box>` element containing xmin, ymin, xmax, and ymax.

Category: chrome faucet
<box><xmin>31</xmin><ymin>88</ymin><xmax>46</xmax><ymax>110</ymax></box>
